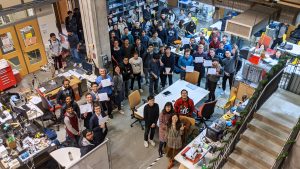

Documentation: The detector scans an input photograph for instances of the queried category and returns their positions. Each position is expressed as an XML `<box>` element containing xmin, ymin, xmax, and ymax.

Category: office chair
<box><xmin>128</xmin><ymin>90</ymin><xmax>146</xmax><ymax>130</ymax></box>
<box><xmin>36</xmin><ymin>89</ymin><xmax>61</xmax><ymax>129</ymax></box>
<box><xmin>185</xmin><ymin>71</ymin><xmax>200</xmax><ymax>85</ymax></box>
<box><xmin>195</xmin><ymin>100</ymin><xmax>217</xmax><ymax>128</ymax></box>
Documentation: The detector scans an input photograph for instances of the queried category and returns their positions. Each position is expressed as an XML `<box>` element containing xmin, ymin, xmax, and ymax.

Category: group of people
<box><xmin>55</xmin><ymin>66</ymin><xmax>126</xmax><ymax>157</ymax></box>
<box><xmin>143</xmin><ymin>89</ymin><xmax>196</xmax><ymax>168</ymax></box>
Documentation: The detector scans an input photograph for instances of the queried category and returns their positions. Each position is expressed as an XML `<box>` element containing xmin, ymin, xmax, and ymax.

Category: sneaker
<box><xmin>149</xmin><ymin>140</ymin><xmax>155</xmax><ymax>147</ymax></box>
<box><xmin>144</xmin><ymin>141</ymin><xmax>149</xmax><ymax>148</ymax></box>
<box><xmin>119</xmin><ymin>110</ymin><xmax>125</xmax><ymax>114</ymax></box>
<box><xmin>60</xmin><ymin>68</ymin><xmax>64</xmax><ymax>72</ymax></box>
<box><xmin>55</xmin><ymin>70</ymin><xmax>58</xmax><ymax>75</ymax></box>
<box><xmin>73</xmin><ymin>63</ymin><xmax>77</xmax><ymax>67</ymax></box>
<box><xmin>78</xmin><ymin>63</ymin><xmax>82</xmax><ymax>68</ymax></box>
<box><xmin>108</xmin><ymin>114</ymin><xmax>114</xmax><ymax>119</ymax></box>
<box><xmin>139</xmin><ymin>89</ymin><xmax>143</xmax><ymax>93</ymax></box>
<box><xmin>113</xmin><ymin>107</ymin><xmax>118</xmax><ymax>112</ymax></box>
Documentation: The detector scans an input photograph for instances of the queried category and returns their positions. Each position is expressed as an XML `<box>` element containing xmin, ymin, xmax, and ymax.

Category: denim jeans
<box><xmin>149</xmin><ymin>77</ymin><xmax>159</xmax><ymax>95</ymax></box>
<box><xmin>70</xmin><ymin>48</ymin><xmax>81</xmax><ymax>64</ymax></box>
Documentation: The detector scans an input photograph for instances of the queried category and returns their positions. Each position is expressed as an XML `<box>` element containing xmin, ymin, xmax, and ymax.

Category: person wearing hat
<box><xmin>167</xmin><ymin>22</ymin><xmax>178</xmax><ymax>45</ymax></box>
<box><xmin>79</xmin><ymin>129</ymin><xmax>95</xmax><ymax>157</ymax></box>
<box><xmin>149</xmin><ymin>54</ymin><xmax>161</xmax><ymax>95</ymax></box>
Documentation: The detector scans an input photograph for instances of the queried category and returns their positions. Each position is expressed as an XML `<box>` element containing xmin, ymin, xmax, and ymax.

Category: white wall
<box><xmin>35</xmin><ymin>5</ymin><xmax>59</xmax><ymax>47</ymax></box>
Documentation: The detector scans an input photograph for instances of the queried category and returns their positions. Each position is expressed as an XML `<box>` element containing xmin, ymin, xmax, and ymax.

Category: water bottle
<box><xmin>68</xmin><ymin>151</ymin><xmax>73</xmax><ymax>161</ymax></box>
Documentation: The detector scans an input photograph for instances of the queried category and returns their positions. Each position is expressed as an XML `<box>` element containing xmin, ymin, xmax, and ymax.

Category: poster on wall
<box><xmin>0</xmin><ymin>33</ymin><xmax>15</xmax><ymax>54</ymax></box>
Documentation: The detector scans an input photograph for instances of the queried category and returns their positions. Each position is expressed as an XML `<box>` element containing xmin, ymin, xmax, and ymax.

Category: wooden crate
<box><xmin>277</xmin><ymin>0</ymin><xmax>300</xmax><ymax>8</ymax></box>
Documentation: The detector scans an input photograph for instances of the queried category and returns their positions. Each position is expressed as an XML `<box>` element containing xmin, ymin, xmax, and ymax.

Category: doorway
<box><xmin>0</xmin><ymin>19</ymin><xmax>47</xmax><ymax>77</ymax></box>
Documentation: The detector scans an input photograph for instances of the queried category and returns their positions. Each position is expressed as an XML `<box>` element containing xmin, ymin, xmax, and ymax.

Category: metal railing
<box><xmin>212</xmin><ymin>66</ymin><xmax>286</xmax><ymax>169</ymax></box>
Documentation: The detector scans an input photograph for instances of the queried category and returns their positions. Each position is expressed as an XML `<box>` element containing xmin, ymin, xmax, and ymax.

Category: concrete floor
<box><xmin>7</xmin><ymin>65</ymin><xmax>229</xmax><ymax>169</ymax></box>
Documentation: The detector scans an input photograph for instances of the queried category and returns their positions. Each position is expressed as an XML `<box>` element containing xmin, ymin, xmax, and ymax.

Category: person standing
<box><xmin>185</xmin><ymin>20</ymin><xmax>196</xmax><ymax>37</ymax></box>
<box><xmin>215</xmin><ymin>42</ymin><xmax>226</xmax><ymax>63</ymax></box>
<box><xmin>90</xmin><ymin>82</ymin><xmax>100</xmax><ymax>102</ymax></box>
<box><xmin>121</xmin><ymin>27</ymin><xmax>134</xmax><ymax>45</ymax></box>
<box><xmin>143</xmin><ymin>96</ymin><xmax>159</xmax><ymax>148</ymax></box>
<box><xmin>129</xmin><ymin>52</ymin><xmax>144</xmax><ymax>92</ymax></box>
<box><xmin>222</xmin><ymin>50</ymin><xmax>238</xmax><ymax>93</ymax></box>
<box><xmin>95</xmin><ymin>68</ymin><xmax>114</xmax><ymax>119</ymax></box>
<box><xmin>149</xmin><ymin>55</ymin><xmax>161</xmax><ymax>95</ymax></box>
<box><xmin>89</xmin><ymin>103</ymin><xmax>108</xmax><ymax>146</ymax></box>
<box><xmin>49</xmin><ymin>33</ymin><xmax>63</xmax><ymax>74</ymax></box>
<box><xmin>142</xmin><ymin>44</ymin><xmax>155</xmax><ymax>85</ymax></box>
<box><xmin>61</xmin><ymin>95</ymin><xmax>80</xmax><ymax>122</ymax></box>
<box><xmin>167</xmin><ymin>22</ymin><xmax>178</xmax><ymax>45</ymax></box>
<box><xmin>207</xmin><ymin>59</ymin><xmax>223</xmax><ymax>101</ymax></box>
<box><xmin>178</xmin><ymin>49</ymin><xmax>194</xmax><ymax>79</ymax></box>
<box><xmin>65</xmin><ymin>11</ymin><xmax>77</xmax><ymax>33</ymax></box>
<box><xmin>157</xmin><ymin>24</ymin><xmax>168</xmax><ymax>45</ymax></box>
<box><xmin>64</xmin><ymin>106</ymin><xmax>80</xmax><ymax>147</ymax></box>
<box><xmin>209</xmin><ymin>36</ymin><xmax>220</xmax><ymax>49</ymax></box>
<box><xmin>141</xmin><ymin>30</ymin><xmax>150</xmax><ymax>48</ymax></box>
<box><xmin>192</xmin><ymin>45</ymin><xmax>207</xmax><ymax>87</ymax></box>
<box><xmin>111</xmin><ymin>39</ymin><xmax>124</xmax><ymax>67</ymax></box>
<box><xmin>80</xmin><ymin>93</ymin><xmax>94</xmax><ymax>129</ymax></box>
<box><xmin>174</xmin><ymin>89</ymin><xmax>195</xmax><ymax>117</ymax></box>
<box><xmin>67</xmin><ymin>30</ymin><xmax>82</xmax><ymax>67</ymax></box>
<box><xmin>133</xmin><ymin>37</ymin><xmax>146</xmax><ymax>58</ymax></box>
<box><xmin>131</xmin><ymin>22</ymin><xmax>142</xmax><ymax>41</ymax></box>
<box><xmin>56</xmin><ymin>79</ymin><xmax>75</xmax><ymax>106</ymax></box>
<box><xmin>158</xmin><ymin>102</ymin><xmax>174</xmax><ymax>157</ymax></box>
<box><xmin>181</xmin><ymin>37</ymin><xmax>198</xmax><ymax>54</ymax></box>
<box><xmin>222</xmin><ymin>35</ymin><xmax>232</xmax><ymax>52</ymax></box>
<box><xmin>166</xmin><ymin>114</ymin><xmax>184</xmax><ymax>169</ymax></box>
<box><xmin>113</xmin><ymin>66</ymin><xmax>125</xmax><ymax>114</ymax></box>
<box><xmin>122</xmin><ymin>38</ymin><xmax>134</xmax><ymax>58</ymax></box>
<box><xmin>120</xmin><ymin>57</ymin><xmax>133</xmax><ymax>98</ymax></box>
<box><xmin>161</xmin><ymin>46</ymin><xmax>175</xmax><ymax>88</ymax></box>
<box><xmin>149</xmin><ymin>31</ymin><xmax>163</xmax><ymax>54</ymax></box>
<box><xmin>143</xmin><ymin>5</ymin><xmax>152</xmax><ymax>22</ymax></box>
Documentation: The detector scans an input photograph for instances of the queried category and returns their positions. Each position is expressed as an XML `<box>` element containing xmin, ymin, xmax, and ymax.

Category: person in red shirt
<box><xmin>209</xmin><ymin>36</ymin><xmax>220</xmax><ymax>49</ymax></box>
<box><xmin>64</xmin><ymin>105</ymin><xmax>80</xmax><ymax>147</ymax></box>
<box><xmin>174</xmin><ymin>89</ymin><xmax>195</xmax><ymax>117</ymax></box>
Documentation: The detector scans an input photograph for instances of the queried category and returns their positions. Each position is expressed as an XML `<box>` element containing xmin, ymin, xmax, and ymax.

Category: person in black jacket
<box><xmin>133</xmin><ymin>37</ymin><xmax>146</xmax><ymax>58</ymax></box>
<box><xmin>161</xmin><ymin>46</ymin><xmax>175</xmax><ymax>88</ymax></box>
<box><xmin>120</xmin><ymin>57</ymin><xmax>133</xmax><ymax>98</ymax></box>
<box><xmin>89</xmin><ymin>103</ymin><xmax>108</xmax><ymax>146</ymax></box>
<box><xmin>143</xmin><ymin>5</ymin><xmax>152</xmax><ymax>22</ymax></box>
<box><xmin>185</xmin><ymin>20</ymin><xmax>196</xmax><ymax>37</ymax></box>
<box><xmin>157</xmin><ymin>25</ymin><xmax>168</xmax><ymax>45</ymax></box>
<box><xmin>79</xmin><ymin>129</ymin><xmax>95</xmax><ymax>157</ymax></box>
<box><xmin>149</xmin><ymin>55</ymin><xmax>161</xmax><ymax>95</ymax></box>
<box><xmin>80</xmin><ymin>93</ymin><xmax>94</xmax><ymax>129</ymax></box>
<box><xmin>192</xmin><ymin>45</ymin><xmax>207</xmax><ymax>87</ymax></box>
<box><xmin>65</xmin><ymin>11</ymin><xmax>77</xmax><ymax>33</ymax></box>
<box><xmin>181</xmin><ymin>37</ymin><xmax>198</xmax><ymax>54</ymax></box>
<box><xmin>56</xmin><ymin>79</ymin><xmax>75</xmax><ymax>106</ymax></box>
<box><xmin>60</xmin><ymin>95</ymin><xmax>80</xmax><ymax>122</ymax></box>
<box><xmin>143</xmin><ymin>95</ymin><xmax>159</xmax><ymax>148</ymax></box>
<box><xmin>131</xmin><ymin>22</ymin><xmax>142</xmax><ymax>41</ymax></box>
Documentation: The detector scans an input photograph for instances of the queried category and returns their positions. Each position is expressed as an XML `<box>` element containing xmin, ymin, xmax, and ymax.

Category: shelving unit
<box><xmin>107</xmin><ymin>0</ymin><xmax>161</xmax><ymax>19</ymax></box>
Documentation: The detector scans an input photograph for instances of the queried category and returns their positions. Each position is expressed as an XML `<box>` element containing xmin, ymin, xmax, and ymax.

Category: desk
<box><xmin>50</xmin><ymin>147</ymin><xmax>81</xmax><ymax>168</ymax></box>
<box><xmin>136</xmin><ymin>80</ymin><xmax>209</xmax><ymax>118</ymax></box>
<box><xmin>209</xmin><ymin>21</ymin><xmax>222</xmax><ymax>30</ymax></box>
<box><xmin>26</xmin><ymin>102</ymin><xmax>44</xmax><ymax>120</ymax></box>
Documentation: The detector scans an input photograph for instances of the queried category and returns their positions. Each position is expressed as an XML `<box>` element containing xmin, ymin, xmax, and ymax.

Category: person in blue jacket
<box><xmin>222</xmin><ymin>35</ymin><xmax>232</xmax><ymax>52</ymax></box>
<box><xmin>167</xmin><ymin>22</ymin><xmax>178</xmax><ymax>45</ymax></box>
<box><xmin>95</xmin><ymin>68</ymin><xmax>114</xmax><ymax>119</ymax></box>
<box><xmin>178</xmin><ymin>49</ymin><xmax>194</xmax><ymax>79</ymax></box>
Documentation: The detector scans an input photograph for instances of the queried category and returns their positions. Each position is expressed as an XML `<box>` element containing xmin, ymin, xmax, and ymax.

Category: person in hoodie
<box><xmin>121</xmin><ymin>27</ymin><xmax>134</xmax><ymax>45</ymax></box>
<box><xmin>157</xmin><ymin>24</ymin><xmax>168</xmax><ymax>45</ymax></box>
<box><xmin>215</xmin><ymin>41</ymin><xmax>226</xmax><ymax>64</ymax></box>
<box><xmin>158</xmin><ymin>13</ymin><xmax>169</xmax><ymax>29</ymax></box>
<box><xmin>209</xmin><ymin>36</ymin><xmax>220</xmax><ymax>49</ymax></box>
<box><xmin>167</xmin><ymin>22</ymin><xmax>178</xmax><ymax>45</ymax></box>
<box><xmin>64</xmin><ymin>105</ymin><xmax>80</xmax><ymax>147</ymax></box>
<box><xmin>131</xmin><ymin>21</ymin><xmax>142</xmax><ymax>41</ymax></box>
<box><xmin>222</xmin><ymin>50</ymin><xmax>238</xmax><ymax>93</ymax></box>
<box><xmin>120</xmin><ymin>57</ymin><xmax>133</xmax><ymax>98</ymax></box>
<box><xmin>148</xmin><ymin>31</ymin><xmax>163</xmax><ymax>54</ymax></box>
<box><xmin>89</xmin><ymin>102</ymin><xmax>108</xmax><ymax>146</ymax></box>
<box><xmin>185</xmin><ymin>20</ymin><xmax>196</xmax><ymax>38</ymax></box>
<box><xmin>79</xmin><ymin>129</ymin><xmax>95</xmax><ymax>157</ymax></box>
<box><xmin>143</xmin><ymin>5</ymin><xmax>152</xmax><ymax>22</ymax></box>
<box><xmin>142</xmin><ymin>44</ymin><xmax>155</xmax><ymax>85</ymax></box>
<box><xmin>141</xmin><ymin>30</ymin><xmax>150</xmax><ymax>48</ymax></box>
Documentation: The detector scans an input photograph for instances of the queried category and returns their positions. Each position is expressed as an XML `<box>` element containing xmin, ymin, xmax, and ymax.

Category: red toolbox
<box><xmin>0</xmin><ymin>60</ymin><xmax>17</xmax><ymax>91</ymax></box>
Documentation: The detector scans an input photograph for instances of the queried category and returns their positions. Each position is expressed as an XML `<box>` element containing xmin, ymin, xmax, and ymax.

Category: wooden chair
<box><xmin>128</xmin><ymin>90</ymin><xmax>145</xmax><ymax>130</ymax></box>
<box><xmin>185</xmin><ymin>71</ymin><xmax>200</xmax><ymax>85</ymax></box>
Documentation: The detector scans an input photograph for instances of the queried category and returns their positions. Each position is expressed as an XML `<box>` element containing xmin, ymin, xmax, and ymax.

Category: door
<box><xmin>0</xmin><ymin>26</ymin><xmax>28</xmax><ymax>76</ymax></box>
<box><xmin>15</xmin><ymin>19</ymin><xmax>47</xmax><ymax>73</ymax></box>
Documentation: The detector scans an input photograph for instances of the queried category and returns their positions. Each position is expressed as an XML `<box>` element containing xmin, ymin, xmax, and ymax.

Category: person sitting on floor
<box><xmin>79</xmin><ymin>129</ymin><xmax>95</xmax><ymax>157</ymax></box>
<box><xmin>174</xmin><ymin>89</ymin><xmax>195</xmax><ymax>117</ymax></box>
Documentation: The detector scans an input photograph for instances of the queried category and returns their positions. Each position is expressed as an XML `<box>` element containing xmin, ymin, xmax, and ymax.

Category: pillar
<box><xmin>79</xmin><ymin>0</ymin><xmax>111</xmax><ymax>68</ymax></box>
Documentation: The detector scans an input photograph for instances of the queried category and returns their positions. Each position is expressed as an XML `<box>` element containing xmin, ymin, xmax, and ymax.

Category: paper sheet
<box><xmin>165</xmin><ymin>67</ymin><xmax>171</xmax><ymax>74</ymax></box>
<box><xmin>80</xmin><ymin>103</ymin><xmax>93</xmax><ymax>114</ymax></box>
<box><xmin>101</xmin><ymin>79</ymin><xmax>112</xmax><ymax>87</ymax></box>
<box><xmin>30</xmin><ymin>96</ymin><xmax>42</xmax><ymax>104</ymax></box>
<box><xmin>203</xmin><ymin>60</ymin><xmax>212</xmax><ymax>67</ymax></box>
<box><xmin>99</xmin><ymin>93</ymin><xmax>109</xmax><ymax>101</ymax></box>
<box><xmin>186</xmin><ymin>66</ymin><xmax>194</xmax><ymax>72</ymax></box>
<box><xmin>98</xmin><ymin>115</ymin><xmax>109</xmax><ymax>125</ymax></box>
<box><xmin>181</xmin><ymin>38</ymin><xmax>190</xmax><ymax>45</ymax></box>
<box><xmin>39</xmin><ymin>87</ymin><xmax>46</xmax><ymax>93</ymax></box>
<box><xmin>195</xmin><ymin>57</ymin><xmax>204</xmax><ymax>63</ymax></box>
<box><xmin>207</xmin><ymin>68</ymin><xmax>217</xmax><ymax>75</ymax></box>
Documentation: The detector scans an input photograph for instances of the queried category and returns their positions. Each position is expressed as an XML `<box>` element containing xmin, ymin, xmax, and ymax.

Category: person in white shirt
<box><xmin>49</xmin><ymin>33</ymin><xmax>63</xmax><ymax>74</ymax></box>
<box><xmin>129</xmin><ymin>52</ymin><xmax>144</xmax><ymax>92</ymax></box>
